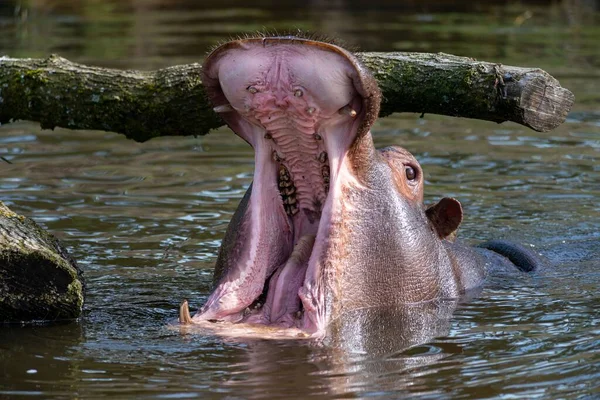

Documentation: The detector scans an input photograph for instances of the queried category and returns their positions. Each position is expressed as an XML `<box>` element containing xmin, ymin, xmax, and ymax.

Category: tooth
<box><xmin>321</xmin><ymin>165</ymin><xmax>330</xmax><ymax>177</ymax></box>
<box><xmin>339</xmin><ymin>105</ymin><xmax>357</xmax><ymax>118</ymax></box>
<box><xmin>247</xmin><ymin>86</ymin><xmax>258</xmax><ymax>94</ymax></box>
<box><xmin>318</xmin><ymin>151</ymin><xmax>328</xmax><ymax>163</ymax></box>
<box><xmin>179</xmin><ymin>300</ymin><xmax>193</xmax><ymax>324</ymax></box>
<box><xmin>272</xmin><ymin>151</ymin><xmax>282</xmax><ymax>162</ymax></box>
<box><xmin>307</xmin><ymin>107</ymin><xmax>315</xmax><ymax>115</ymax></box>
<box><xmin>313</xmin><ymin>133</ymin><xmax>322</xmax><ymax>141</ymax></box>
<box><xmin>213</xmin><ymin>104</ymin><xmax>234</xmax><ymax>113</ymax></box>
<box><xmin>294</xmin><ymin>89</ymin><xmax>303</xmax><ymax>97</ymax></box>
<box><xmin>264</xmin><ymin>132</ymin><xmax>272</xmax><ymax>140</ymax></box>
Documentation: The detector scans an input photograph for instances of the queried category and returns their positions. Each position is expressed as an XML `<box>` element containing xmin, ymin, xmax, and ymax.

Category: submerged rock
<box><xmin>0</xmin><ymin>201</ymin><xmax>84</xmax><ymax>322</ymax></box>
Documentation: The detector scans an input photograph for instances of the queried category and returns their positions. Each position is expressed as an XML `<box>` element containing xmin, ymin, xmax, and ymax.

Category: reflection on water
<box><xmin>1</xmin><ymin>0</ymin><xmax>600</xmax><ymax>398</ymax></box>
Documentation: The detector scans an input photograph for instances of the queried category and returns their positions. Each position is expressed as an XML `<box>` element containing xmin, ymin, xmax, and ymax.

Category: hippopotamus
<box><xmin>178</xmin><ymin>35</ymin><xmax>542</xmax><ymax>338</ymax></box>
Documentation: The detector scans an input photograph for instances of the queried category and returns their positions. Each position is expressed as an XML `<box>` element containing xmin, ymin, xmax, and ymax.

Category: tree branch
<box><xmin>0</xmin><ymin>53</ymin><xmax>574</xmax><ymax>142</ymax></box>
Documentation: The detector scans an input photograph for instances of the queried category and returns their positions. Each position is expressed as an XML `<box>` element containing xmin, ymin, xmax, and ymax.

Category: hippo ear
<box><xmin>426</xmin><ymin>197</ymin><xmax>463</xmax><ymax>241</ymax></box>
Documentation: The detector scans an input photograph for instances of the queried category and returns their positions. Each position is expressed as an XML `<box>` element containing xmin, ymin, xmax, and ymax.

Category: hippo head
<box><xmin>179</xmin><ymin>36</ymin><xmax>466</xmax><ymax>338</ymax></box>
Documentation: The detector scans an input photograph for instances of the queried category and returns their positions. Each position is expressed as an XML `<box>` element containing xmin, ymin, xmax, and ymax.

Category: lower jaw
<box><xmin>187</xmin><ymin>181</ymin><xmax>331</xmax><ymax>337</ymax></box>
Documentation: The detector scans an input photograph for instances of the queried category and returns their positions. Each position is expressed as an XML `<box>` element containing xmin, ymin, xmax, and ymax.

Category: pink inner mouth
<box><xmin>190</xmin><ymin>41</ymin><xmax>368</xmax><ymax>336</ymax></box>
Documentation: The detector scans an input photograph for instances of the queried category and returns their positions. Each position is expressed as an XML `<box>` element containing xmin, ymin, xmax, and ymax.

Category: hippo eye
<box><xmin>405</xmin><ymin>166</ymin><xmax>417</xmax><ymax>181</ymax></box>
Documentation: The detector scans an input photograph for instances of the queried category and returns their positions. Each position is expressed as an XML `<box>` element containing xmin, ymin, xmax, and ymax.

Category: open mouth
<box><xmin>179</xmin><ymin>36</ymin><xmax>380</xmax><ymax>336</ymax></box>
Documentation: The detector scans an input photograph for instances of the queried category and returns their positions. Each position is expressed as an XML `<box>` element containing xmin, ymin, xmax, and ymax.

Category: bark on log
<box><xmin>0</xmin><ymin>53</ymin><xmax>574</xmax><ymax>142</ymax></box>
<box><xmin>0</xmin><ymin>201</ymin><xmax>84</xmax><ymax>323</ymax></box>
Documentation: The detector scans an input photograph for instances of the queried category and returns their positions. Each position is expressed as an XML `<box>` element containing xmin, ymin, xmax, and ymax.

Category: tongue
<box><xmin>259</xmin><ymin>235</ymin><xmax>316</xmax><ymax>326</ymax></box>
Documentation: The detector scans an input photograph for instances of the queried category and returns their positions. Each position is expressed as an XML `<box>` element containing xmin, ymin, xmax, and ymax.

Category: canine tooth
<box><xmin>179</xmin><ymin>300</ymin><xmax>192</xmax><ymax>324</ymax></box>
<box><xmin>213</xmin><ymin>104</ymin><xmax>234</xmax><ymax>113</ymax></box>
<box><xmin>339</xmin><ymin>105</ymin><xmax>357</xmax><ymax>118</ymax></box>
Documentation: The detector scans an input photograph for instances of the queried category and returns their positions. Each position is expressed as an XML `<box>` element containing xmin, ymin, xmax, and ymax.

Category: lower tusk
<box><xmin>339</xmin><ymin>105</ymin><xmax>357</xmax><ymax>118</ymax></box>
<box><xmin>179</xmin><ymin>299</ymin><xmax>193</xmax><ymax>324</ymax></box>
<box><xmin>213</xmin><ymin>104</ymin><xmax>234</xmax><ymax>113</ymax></box>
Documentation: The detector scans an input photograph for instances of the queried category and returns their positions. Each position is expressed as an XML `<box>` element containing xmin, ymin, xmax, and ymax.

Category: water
<box><xmin>1</xmin><ymin>0</ymin><xmax>599</xmax><ymax>398</ymax></box>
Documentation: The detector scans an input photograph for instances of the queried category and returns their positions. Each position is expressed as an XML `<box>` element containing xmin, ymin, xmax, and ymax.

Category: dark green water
<box><xmin>1</xmin><ymin>1</ymin><xmax>599</xmax><ymax>398</ymax></box>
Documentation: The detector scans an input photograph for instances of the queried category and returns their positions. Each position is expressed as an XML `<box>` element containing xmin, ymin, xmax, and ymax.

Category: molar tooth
<box><xmin>294</xmin><ymin>89</ymin><xmax>303</xmax><ymax>97</ymax></box>
<box><xmin>318</xmin><ymin>151</ymin><xmax>328</xmax><ymax>163</ymax></box>
<box><xmin>290</xmin><ymin>205</ymin><xmax>299</xmax><ymax>216</ymax></box>
<box><xmin>306</xmin><ymin>107</ymin><xmax>315</xmax><ymax>115</ymax></box>
<box><xmin>339</xmin><ymin>105</ymin><xmax>357</xmax><ymax>118</ymax></box>
<box><xmin>213</xmin><ymin>104</ymin><xmax>234</xmax><ymax>113</ymax></box>
<box><xmin>247</xmin><ymin>86</ymin><xmax>258</xmax><ymax>94</ymax></box>
<box><xmin>264</xmin><ymin>132</ymin><xmax>272</xmax><ymax>140</ymax></box>
<box><xmin>313</xmin><ymin>133</ymin><xmax>322</xmax><ymax>141</ymax></box>
<box><xmin>272</xmin><ymin>151</ymin><xmax>282</xmax><ymax>162</ymax></box>
<box><xmin>322</xmin><ymin>165</ymin><xmax>330</xmax><ymax>177</ymax></box>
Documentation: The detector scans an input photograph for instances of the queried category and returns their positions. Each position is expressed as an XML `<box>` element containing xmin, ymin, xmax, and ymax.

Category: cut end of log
<box><xmin>520</xmin><ymin>77</ymin><xmax>576</xmax><ymax>132</ymax></box>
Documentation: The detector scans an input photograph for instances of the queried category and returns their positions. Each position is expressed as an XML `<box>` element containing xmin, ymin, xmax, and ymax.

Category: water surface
<box><xmin>1</xmin><ymin>1</ymin><xmax>599</xmax><ymax>398</ymax></box>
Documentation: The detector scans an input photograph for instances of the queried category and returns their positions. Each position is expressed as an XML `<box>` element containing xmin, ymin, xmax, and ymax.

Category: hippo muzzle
<box><xmin>179</xmin><ymin>36</ymin><xmax>482</xmax><ymax>338</ymax></box>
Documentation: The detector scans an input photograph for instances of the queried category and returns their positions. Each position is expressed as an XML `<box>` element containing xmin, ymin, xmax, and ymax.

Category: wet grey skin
<box><xmin>178</xmin><ymin>36</ymin><xmax>543</xmax><ymax>338</ymax></box>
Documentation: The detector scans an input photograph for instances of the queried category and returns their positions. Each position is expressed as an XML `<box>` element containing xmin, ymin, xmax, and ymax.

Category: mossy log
<box><xmin>0</xmin><ymin>53</ymin><xmax>574</xmax><ymax>142</ymax></box>
<box><xmin>0</xmin><ymin>201</ymin><xmax>84</xmax><ymax>323</ymax></box>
